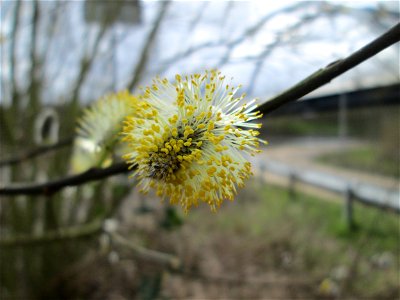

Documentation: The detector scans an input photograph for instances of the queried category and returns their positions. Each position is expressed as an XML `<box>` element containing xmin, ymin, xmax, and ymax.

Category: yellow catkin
<box><xmin>121</xmin><ymin>70</ymin><xmax>266</xmax><ymax>213</ymax></box>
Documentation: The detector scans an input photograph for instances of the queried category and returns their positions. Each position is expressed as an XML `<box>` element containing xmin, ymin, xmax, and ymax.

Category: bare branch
<box><xmin>7</xmin><ymin>0</ymin><xmax>22</xmax><ymax>145</ymax></box>
<box><xmin>158</xmin><ymin>2</ymin><xmax>313</xmax><ymax>75</ymax></box>
<box><xmin>126</xmin><ymin>1</ymin><xmax>170</xmax><ymax>91</ymax></box>
<box><xmin>25</xmin><ymin>0</ymin><xmax>42</xmax><ymax>142</ymax></box>
<box><xmin>187</xmin><ymin>1</ymin><xmax>209</xmax><ymax>34</ymax></box>
<box><xmin>156</xmin><ymin>41</ymin><xmax>221</xmax><ymax>75</ymax></box>
<box><xmin>247</xmin><ymin>13</ymin><xmax>320</xmax><ymax>94</ymax></box>
<box><xmin>0</xmin><ymin>23</ymin><xmax>398</xmax><ymax>196</ymax></box>
<box><xmin>9</xmin><ymin>0</ymin><xmax>21</xmax><ymax>103</ymax></box>
<box><xmin>0</xmin><ymin>219</ymin><xmax>102</xmax><ymax>247</ymax></box>
<box><xmin>215</xmin><ymin>2</ymin><xmax>315</xmax><ymax>68</ymax></box>
<box><xmin>0</xmin><ymin>162</ymin><xmax>130</xmax><ymax>196</ymax></box>
<box><xmin>41</xmin><ymin>1</ymin><xmax>64</xmax><ymax>77</ymax></box>
<box><xmin>259</xmin><ymin>22</ymin><xmax>400</xmax><ymax>114</ymax></box>
<box><xmin>70</xmin><ymin>25</ymin><xmax>108</xmax><ymax>105</ymax></box>
<box><xmin>111</xmin><ymin>232</ymin><xmax>181</xmax><ymax>271</ymax></box>
<box><xmin>0</xmin><ymin>137</ymin><xmax>73</xmax><ymax>168</ymax></box>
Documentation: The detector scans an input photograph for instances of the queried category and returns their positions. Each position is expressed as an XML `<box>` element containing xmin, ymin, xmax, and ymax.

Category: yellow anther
<box><xmin>183</xmin><ymin>155</ymin><xmax>193</xmax><ymax>162</ymax></box>
<box><xmin>196</xmin><ymin>112</ymin><xmax>206</xmax><ymax>120</ymax></box>
<box><xmin>215</xmin><ymin>145</ymin><xmax>224</xmax><ymax>152</ymax></box>
<box><xmin>151</xmin><ymin>124</ymin><xmax>160</xmax><ymax>133</ymax></box>
<box><xmin>143</xmin><ymin>129</ymin><xmax>152</xmax><ymax>136</ymax></box>
<box><xmin>168</xmin><ymin>115</ymin><xmax>178</xmax><ymax>124</ymax></box>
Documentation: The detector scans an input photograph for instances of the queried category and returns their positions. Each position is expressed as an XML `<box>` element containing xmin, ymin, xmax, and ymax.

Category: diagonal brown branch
<box><xmin>259</xmin><ymin>22</ymin><xmax>400</xmax><ymax>114</ymax></box>
<box><xmin>0</xmin><ymin>23</ymin><xmax>398</xmax><ymax>197</ymax></box>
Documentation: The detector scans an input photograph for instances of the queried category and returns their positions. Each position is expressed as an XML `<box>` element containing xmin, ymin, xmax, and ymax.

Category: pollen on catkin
<box><xmin>71</xmin><ymin>91</ymin><xmax>138</xmax><ymax>172</ymax></box>
<box><xmin>122</xmin><ymin>70</ymin><xmax>266</xmax><ymax>213</ymax></box>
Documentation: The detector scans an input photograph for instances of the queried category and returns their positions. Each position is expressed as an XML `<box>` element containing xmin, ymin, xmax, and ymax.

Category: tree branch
<box><xmin>0</xmin><ymin>23</ymin><xmax>398</xmax><ymax>196</ymax></box>
<box><xmin>111</xmin><ymin>232</ymin><xmax>181</xmax><ymax>271</ymax></box>
<box><xmin>215</xmin><ymin>2</ymin><xmax>314</xmax><ymax>69</ymax></box>
<box><xmin>259</xmin><ymin>22</ymin><xmax>400</xmax><ymax>114</ymax></box>
<box><xmin>70</xmin><ymin>25</ymin><xmax>108</xmax><ymax>106</ymax></box>
<box><xmin>247</xmin><ymin>13</ymin><xmax>320</xmax><ymax>95</ymax></box>
<box><xmin>126</xmin><ymin>1</ymin><xmax>170</xmax><ymax>91</ymax></box>
<box><xmin>0</xmin><ymin>219</ymin><xmax>103</xmax><ymax>247</ymax></box>
<box><xmin>0</xmin><ymin>222</ymin><xmax>181</xmax><ymax>272</ymax></box>
<box><xmin>0</xmin><ymin>162</ymin><xmax>131</xmax><ymax>196</ymax></box>
<box><xmin>7</xmin><ymin>0</ymin><xmax>22</xmax><ymax>145</ymax></box>
<box><xmin>0</xmin><ymin>137</ymin><xmax>73</xmax><ymax>168</ymax></box>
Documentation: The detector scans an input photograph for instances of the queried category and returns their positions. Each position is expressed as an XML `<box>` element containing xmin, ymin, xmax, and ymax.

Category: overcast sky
<box><xmin>1</xmin><ymin>1</ymin><xmax>399</xmax><ymax>105</ymax></box>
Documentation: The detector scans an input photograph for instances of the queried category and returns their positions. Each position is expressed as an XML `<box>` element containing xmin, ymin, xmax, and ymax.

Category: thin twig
<box><xmin>111</xmin><ymin>232</ymin><xmax>181</xmax><ymax>271</ymax></box>
<box><xmin>259</xmin><ymin>22</ymin><xmax>400</xmax><ymax>114</ymax></box>
<box><xmin>70</xmin><ymin>25</ymin><xmax>108</xmax><ymax>106</ymax></box>
<box><xmin>247</xmin><ymin>13</ymin><xmax>320</xmax><ymax>94</ymax></box>
<box><xmin>0</xmin><ymin>223</ymin><xmax>181</xmax><ymax>271</ymax></box>
<box><xmin>0</xmin><ymin>23</ymin><xmax>398</xmax><ymax>196</ymax></box>
<box><xmin>0</xmin><ymin>219</ymin><xmax>103</xmax><ymax>247</ymax></box>
<box><xmin>7</xmin><ymin>0</ymin><xmax>22</xmax><ymax>145</ymax></box>
<box><xmin>126</xmin><ymin>1</ymin><xmax>170</xmax><ymax>90</ymax></box>
<box><xmin>0</xmin><ymin>137</ymin><xmax>73</xmax><ymax>168</ymax></box>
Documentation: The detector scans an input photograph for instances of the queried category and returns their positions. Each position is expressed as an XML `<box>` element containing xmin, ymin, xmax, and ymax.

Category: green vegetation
<box><xmin>318</xmin><ymin>146</ymin><xmax>400</xmax><ymax>178</ymax></box>
<box><xmin>264</xmin><ymin>117</ymin><xmax>338</xmax><ymax>136</ymax></box>
<box><xmin>263</xmin><ymin>106</ymin><xmax>399</xmax><ymax>141</ymax></box>
<box><xmin>188</xmin><ymin>181</ymin><xmax>400</xmax><ymax>298</ymax></box>
<box><xmin>4</xmin><ymin>180</ymin><xmax>397</xmax><ymax>299</ymax></box>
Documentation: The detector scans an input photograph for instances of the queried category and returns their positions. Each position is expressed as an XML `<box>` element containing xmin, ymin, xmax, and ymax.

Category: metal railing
<box><xmin>258</xmin><ymin>160</ymin><xmax>399</xmax><ymax>228</ymax></box>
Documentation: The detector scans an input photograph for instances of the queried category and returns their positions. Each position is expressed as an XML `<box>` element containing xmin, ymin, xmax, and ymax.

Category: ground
<box><xmin>37</xmin><ymin>137</ymin><xmax>400</xmax><ymax>300</ymax></box>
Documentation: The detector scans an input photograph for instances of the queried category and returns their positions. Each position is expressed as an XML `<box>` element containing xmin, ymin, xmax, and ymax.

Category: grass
<box><xmin>318</xmin><ymin>145</ymin><xmax>400</xmax><ymax>178</ymax></box>
<box><xmin>203</xmin><ymin>181</ymin><xmax>399</xmax><ymax>254</ymax></box>
<box><xmin>19</xmin><ymin>180</ymin><xmax>398</xmax><ymax>299</ymax></box>
<box><xmin>264</xmin><ymin>117</ymin><xmax>338</xmax><ymax>137</ymax></box>
<box><xmin>185</xmin><ymin>181</ymin><xmax>400</xmax><ymax>299</ymax></box>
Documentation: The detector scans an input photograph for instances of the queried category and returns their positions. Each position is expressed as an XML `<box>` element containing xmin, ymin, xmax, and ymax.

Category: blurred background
<box><xmin>0</xmin><ymin>1</ymin><xmax>399</xmax><ymax>299</ymax></box>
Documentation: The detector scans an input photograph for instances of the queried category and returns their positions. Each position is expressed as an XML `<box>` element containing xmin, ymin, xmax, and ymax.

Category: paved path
<box><xmin>251</xmin><ymin>137</ymin><xmax>399</xmax><ymax>201</ymax></box>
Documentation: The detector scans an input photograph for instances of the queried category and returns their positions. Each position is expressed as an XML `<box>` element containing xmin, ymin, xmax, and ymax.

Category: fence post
<box><xmin>288</xmin><ymin>173</ymin><xmax>297</xmax><ymax>200</ymax></box>
<box><xmin>344</xmin><ymin>187</ymin><xmax>355</xmax><ymax>230</ymax></box>
<box><xmin>259</xmin><ymin>161</ymin><xmax>266</xmax><ymax>185</ymax></box>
